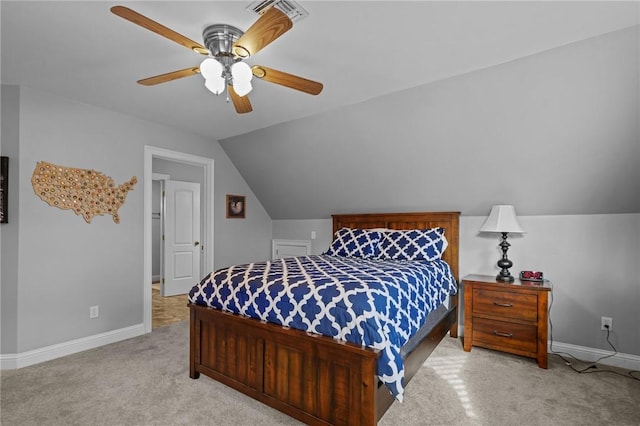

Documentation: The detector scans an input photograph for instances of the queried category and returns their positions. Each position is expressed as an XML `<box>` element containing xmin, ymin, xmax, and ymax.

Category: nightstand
<box><xmin>462</xmin><ymin>274</ymin><xmax>551</xmax><ymax>368</ymax></box>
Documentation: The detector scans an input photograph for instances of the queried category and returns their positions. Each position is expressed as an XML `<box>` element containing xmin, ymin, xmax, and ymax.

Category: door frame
<box><xmin>143</xmin><ymin>146</ymin><xmax>214</xmax><ymax>333</ymax></box>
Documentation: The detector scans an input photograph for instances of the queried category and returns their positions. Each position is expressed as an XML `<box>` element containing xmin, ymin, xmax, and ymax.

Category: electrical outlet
<box><xmin>89</xmin><ymin>305</ymin><xmax>99</xmax><ymax>319</ymax></box>
<box><xmin>311</xmin><ymin>231</ymin><xmax>316</xmax><ymax>240</ymax></box>
<box><xmin>600</xmin><ymin>316</ymin><xmax>612</xmax><ymax>331</ymax></box>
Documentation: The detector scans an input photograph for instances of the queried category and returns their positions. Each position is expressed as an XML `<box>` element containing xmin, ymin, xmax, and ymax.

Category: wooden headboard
<box><xmin>332</xmin><ymin>212</ymin><xmax>460</xmax><ymax>281</ymax></box>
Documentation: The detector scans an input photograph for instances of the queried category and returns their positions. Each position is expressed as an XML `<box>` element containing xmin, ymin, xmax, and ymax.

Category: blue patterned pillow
<box><xmin>324</xmin><ymin>228</ymin><xmax>381</xmax><ymax>258</ymax></box>
<box><xmin>378</xmin><ymin>227</ymin><xmax>448</xmax><ymax>261</ymax></box>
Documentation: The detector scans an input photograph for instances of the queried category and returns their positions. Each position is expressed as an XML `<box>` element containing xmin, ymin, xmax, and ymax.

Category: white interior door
<box><xmin>163</xmin><ymin>180</ymin><xmax>201</xmax><ymax>296</ymax></box>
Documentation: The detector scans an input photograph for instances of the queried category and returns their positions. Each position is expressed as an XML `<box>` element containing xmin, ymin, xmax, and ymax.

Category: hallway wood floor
<box><xmin>152</xmin><ymin>283</ymin><xmax>190</xmax><ymax>329</ymax></box>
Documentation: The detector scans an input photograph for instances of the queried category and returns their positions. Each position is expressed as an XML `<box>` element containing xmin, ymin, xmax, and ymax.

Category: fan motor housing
<box><xmin>202</xmin><ymin>24</ymin><xmax>244</xmax><ymax>59</ymax></box>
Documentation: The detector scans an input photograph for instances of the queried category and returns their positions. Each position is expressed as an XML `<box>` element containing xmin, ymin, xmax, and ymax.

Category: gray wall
<box><xmin>1</xmin><ymin>85</ymin><xmax>20</xmax><ymax>354</ymax></box>
<box><xmin>1</xmin><ymin>85</ymin><xmax>272</xmax><ymax>355</ymax></box>
<box><xmin>221</xmin><ymin>26</ymin><xmax>639</xmax><ymax>219</ymax></box>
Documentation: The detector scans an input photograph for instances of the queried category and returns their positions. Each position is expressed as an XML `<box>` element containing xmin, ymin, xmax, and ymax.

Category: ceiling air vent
<box><xmin>246</xmin><ymin>0</ymin><xmax>309</xmax><ymax>22</ymax></box>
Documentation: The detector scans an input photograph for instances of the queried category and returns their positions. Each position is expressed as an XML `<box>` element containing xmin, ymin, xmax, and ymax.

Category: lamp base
<box><xmin>496</xmin><ymin>232</ymin><xmax>515</xmax><ymax>283</ymax></box>
<box><xmin>496</xmin><ymin>273</ymin><xmax>515</xmax><ymax>283</ymax></box>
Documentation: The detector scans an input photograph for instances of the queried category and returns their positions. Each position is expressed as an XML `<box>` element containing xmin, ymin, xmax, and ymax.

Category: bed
<box><xmin>188</xmin><ymin>211</ymin><xmax>460</xmax><ymax>425</ymax></box>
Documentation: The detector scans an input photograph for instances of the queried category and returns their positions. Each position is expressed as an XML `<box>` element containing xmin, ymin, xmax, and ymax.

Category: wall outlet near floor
<box><xmin>89</xmin><ymin>305</ymin><xmax>99</xmax><ymax>319</ymax></box>
<box><xmin>600</xmin><ymin>316</ymin><xmax>612</xmax><ymax>331</ymax></box>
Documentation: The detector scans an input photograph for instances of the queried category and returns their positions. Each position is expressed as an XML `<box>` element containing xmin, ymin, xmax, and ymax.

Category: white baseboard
<box><xmin>0</xmin><ymin>323</ymin><xmax>146</xmax><ymax>370</ymax></box>
<box><xmin>152</xmin><ymin>274</ymin><xmax>160</xmax><ymax>282</ymax></box>
<box><xmin>549</xmin><ymin>340</ymin><xmax>640</xmax><ymax>371</ymax></box>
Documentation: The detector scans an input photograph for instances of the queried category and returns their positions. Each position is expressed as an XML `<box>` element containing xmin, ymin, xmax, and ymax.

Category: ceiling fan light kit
<box><xmin>201</xmin><ymin>25</ymin><xmax>254</xmax><ymax>97</ymax></box>
<box><xmin>110</xmin><ymin>3</ymin><xmax>323</xmax><ymax>114</ymax></box>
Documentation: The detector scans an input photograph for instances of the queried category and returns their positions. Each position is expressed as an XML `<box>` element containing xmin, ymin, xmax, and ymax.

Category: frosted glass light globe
<box><xmin>200</xmin><ymin>58</ymin><xmax>223</xmax><ymax>80</ymax></box>
<box><xmin>204</xmin><ymin>76</ymin><xmax>226</xmax><ymax>95</ymax></box>
<box><xmin>231</xmin><ymin>62</ymin><xmax>253</xmax><ymax>83</ymax></box>
<box><xmin>232</xmin><ymin>81</ymin><xmax>252</xmax><ymax>97</ymax></box>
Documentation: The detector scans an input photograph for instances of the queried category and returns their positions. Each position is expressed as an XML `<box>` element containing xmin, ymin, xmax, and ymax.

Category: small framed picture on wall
<box><xmin>226</xmin><ymin>194</ymin><xmax>245</xmax><ymax>219</ymax></box>
<box><xmin>0</xmin><ymin>156</ymin><xmax>8</xmax><ymax>224</ymax></box>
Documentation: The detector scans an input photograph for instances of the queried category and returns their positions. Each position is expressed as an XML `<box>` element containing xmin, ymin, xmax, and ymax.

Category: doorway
<box><xmin>152</xmin><ymin>171</ymin><xmax>202</xmax><ymax>296</ymax></box>
<box><xmin>143</xmin><ymin>146</ymin><xmax>214</xmax><ymax>333</ymax></box>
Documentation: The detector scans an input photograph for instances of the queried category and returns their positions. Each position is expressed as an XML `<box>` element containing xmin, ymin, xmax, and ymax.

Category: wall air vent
<box><xmin>246</xmin><ymin>0</ymin><xmax>309</xmax><ymax>22</ymax></box>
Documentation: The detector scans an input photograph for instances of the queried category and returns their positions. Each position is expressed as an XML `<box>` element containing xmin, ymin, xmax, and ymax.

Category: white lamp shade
<box><xmin>479</xmin><ymin>205</ymin><xmax>525</xmax><ymax>233</ymax></box>
<box><xmin>200</xmin><ymin>58</ymin><xmax>223</xmax><ymax>80</ymax></box>
<box><xmin>204</xmin><ymin>76</ymin><xmax>226</xmax><ymax>95</ymax></box>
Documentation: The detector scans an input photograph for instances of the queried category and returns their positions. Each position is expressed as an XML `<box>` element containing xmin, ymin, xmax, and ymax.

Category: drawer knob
<box><xmin>493</xmin><ymin>331</ymin><xmax>514</xmax><ymax>338</ymax></box>
<box><xmin>493</xmin><ymin>301</ymin><xmax>513</xmax><ymax>308</ymax></box>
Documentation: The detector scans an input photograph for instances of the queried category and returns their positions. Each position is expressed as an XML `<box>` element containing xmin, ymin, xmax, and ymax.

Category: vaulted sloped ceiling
<box><xmin>220</xmin><ymin>25</ymin><xmax>640</xmax><ymax>219</ymax></box>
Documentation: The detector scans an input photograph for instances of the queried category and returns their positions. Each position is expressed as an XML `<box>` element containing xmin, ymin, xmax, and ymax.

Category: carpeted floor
<box><xmin>1</xmin><ymin>321</ymin><xmax>639</xmax><ymax>425</ymax></box>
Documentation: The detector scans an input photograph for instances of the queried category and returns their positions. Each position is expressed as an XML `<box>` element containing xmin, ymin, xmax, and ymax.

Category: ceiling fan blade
<box><xmin>232</xmin><ymin>7</ymin><xmax>292</xmax><ymax>58</ymax></box>
<box><xmin>228</xmin><ymin>86</ymin><xmax>253</xmax><ymax>114</ymax></box>
<box><xmin>111</xmin><ymin>6</ymin><xmax>209</xmax><ymax>55</ymax></box>
<box><xmin>137</xmin><ymin>67</ymin><xmax>200</xmax><ymax>86</ymax></box>
<box><xmin>251</xmin><ymin>66</ymin><xmax>323</xmax><ymax>95</ymax></box>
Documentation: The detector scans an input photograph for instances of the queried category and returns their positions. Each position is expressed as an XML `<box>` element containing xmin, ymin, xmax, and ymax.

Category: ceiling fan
<box><xmin>111</xmin><ymin>4</ymin><xmax>323</xmax><ymax>114</ymax></box>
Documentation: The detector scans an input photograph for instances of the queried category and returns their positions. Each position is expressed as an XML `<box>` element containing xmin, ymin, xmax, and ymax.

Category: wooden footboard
<box><xmin>190</xmin><ymin>304</ymin><xmax>380</xmax><ymax>425</ymax></box>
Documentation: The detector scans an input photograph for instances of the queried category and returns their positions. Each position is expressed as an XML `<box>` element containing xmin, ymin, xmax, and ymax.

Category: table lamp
<box><xmin>479</xmin><ymin>205</ymin><xmax>525</xmax><ymax>282</ymax></box>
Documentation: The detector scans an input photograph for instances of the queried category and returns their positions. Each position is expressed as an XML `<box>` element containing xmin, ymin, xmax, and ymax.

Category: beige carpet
<box><xmin>1</xmin><ymin>321</ymin><xmax>639</xmax><ymax>425</ymax></box>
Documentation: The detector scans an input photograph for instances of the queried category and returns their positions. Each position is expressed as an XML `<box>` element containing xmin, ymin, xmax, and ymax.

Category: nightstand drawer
<box><xmin>472</xmin><ymin>288</ymin><xmax>537</xmax><ymax>321</ymax></box>
<box><xmin>472</xmin><ymin>317</ymin><xmax>537</xmax><ymax>353</ymax></box>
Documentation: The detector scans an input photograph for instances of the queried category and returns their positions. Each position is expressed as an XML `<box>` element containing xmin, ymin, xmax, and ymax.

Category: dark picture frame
<box><xmin>0</xmin><ymin>156</ymin><xmax>7</xmax><ymax>224</ymax></box>
<box><xmin>226</xmin><ymin>194</ymin><xmax>245</xmax><ymax>218</ymax></box>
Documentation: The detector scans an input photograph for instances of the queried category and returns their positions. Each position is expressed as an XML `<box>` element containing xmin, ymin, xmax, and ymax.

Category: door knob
<box><xmin>194</xmin><ymin>241</ymin><xmax>200</xmax><ymax>246</ymax></box>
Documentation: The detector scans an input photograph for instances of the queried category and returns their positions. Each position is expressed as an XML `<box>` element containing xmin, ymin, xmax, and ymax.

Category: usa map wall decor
<box><xmin>32</xmin><ymin>161</ymin><xmax>137</xmax><ymax>224</ymax></box>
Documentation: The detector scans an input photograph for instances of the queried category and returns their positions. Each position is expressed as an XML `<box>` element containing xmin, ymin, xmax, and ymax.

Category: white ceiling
<box><xmin>2</xmin><ymin>1</ymin><xmax>639</xmax><ymax>141</ymax></box>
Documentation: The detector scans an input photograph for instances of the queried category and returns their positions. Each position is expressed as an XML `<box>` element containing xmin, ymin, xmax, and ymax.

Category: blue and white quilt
<box><xmin>188</xmin><ymin>254</ymin><xmax>457</xmax><ymax>401</ymax></box>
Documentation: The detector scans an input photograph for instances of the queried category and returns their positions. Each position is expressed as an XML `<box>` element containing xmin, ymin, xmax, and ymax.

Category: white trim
<box><xmin>549</xmin><ymin>340</ymin><xmax>640</xmax><ymax>371</ymax></box>
<box><xmin>144</xmin><ymin>146</ymin><xmax>214</xmax><ymax>334</ymax></box>
<box><xmin>151</xmin><ymin>174</ymin><xmax>169</xmax><ymax>293</ymax></box>
<box><xmin>0</xmin><ymin>324</ymin><xmax>145</xmax><ymax>370</ymax></box>
<box><xmin>152</xmin><ymin>173</ymin><xmax>170</xmax><ymax>181</ymax></box>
